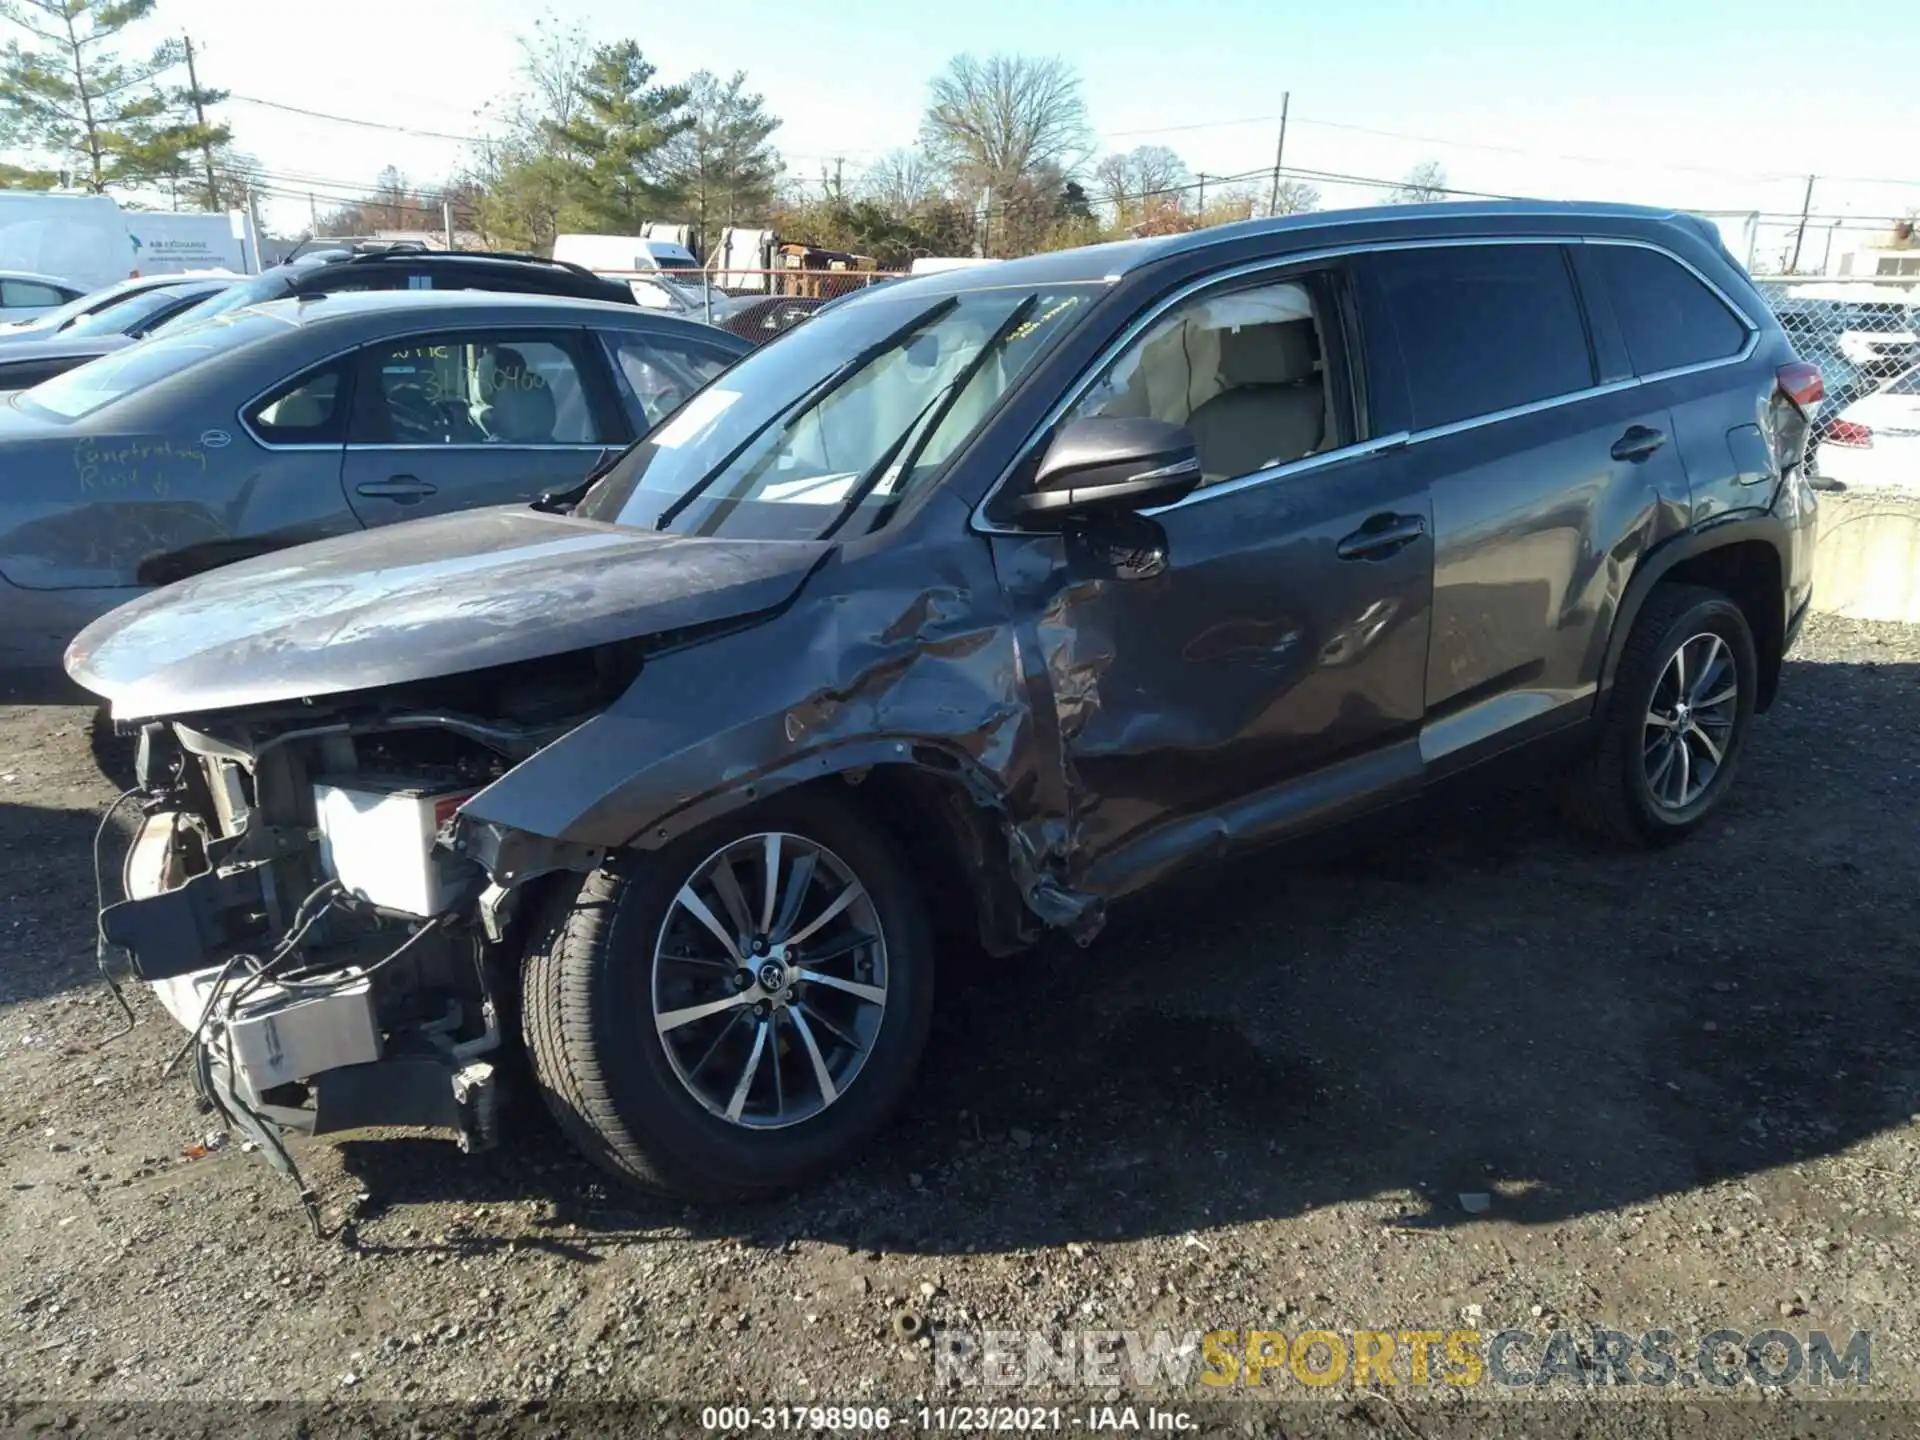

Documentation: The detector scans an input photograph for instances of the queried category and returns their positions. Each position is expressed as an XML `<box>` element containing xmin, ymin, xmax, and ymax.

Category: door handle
<box><xmin>1611</xmin><ymin>425</ymin><xmax>1669</xmax><ymax>463</ymax></box>
<box><xmin>355</xmin><ymin>476</ymin><xmax>439</xmax><ymax>502</ymax></box>
<box><xmin>1336</xmin><ymin>512</ymin><xmax>1428</xmax><ymax>561</ymax></box>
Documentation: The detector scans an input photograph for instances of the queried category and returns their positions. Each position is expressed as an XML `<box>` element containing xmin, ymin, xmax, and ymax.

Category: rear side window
<box><xmin>1590</xmin><ymin>243</ymin><xmax>1749</xmax><ymax>375</ymax></box>
<box><xmin>2</xmin><ymin>279</ymin><xmax>66</xmax><ymax>308</ymax></box>
<box><xmin>1369</xmin><ymin>244</ymin><xmax>1594</xmax><ymax>430</ymax></box>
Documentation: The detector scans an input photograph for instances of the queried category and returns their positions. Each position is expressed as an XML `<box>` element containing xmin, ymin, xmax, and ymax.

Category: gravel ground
<box><xmin>1</xmin><ymin>611</ymin><xmax>1916</xmax><ymax>1431</ymax></box>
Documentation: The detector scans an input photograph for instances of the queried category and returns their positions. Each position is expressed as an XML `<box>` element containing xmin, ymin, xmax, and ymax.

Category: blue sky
<box><xmin>38</xmin><ymin>0</ymin><xmax>1920</xmax><ymax>258</ymax></box>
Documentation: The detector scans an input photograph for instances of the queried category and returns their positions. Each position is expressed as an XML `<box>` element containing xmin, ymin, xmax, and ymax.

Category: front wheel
<box><xmin>1561</xmin><ymin>583</ymin><xmax>1758</xmax><ymax>846</ymax></box>
<box><xmin>522</xmin><ymin>792</ymin><xmax>934</xmax><ymax>1202</ymax></box>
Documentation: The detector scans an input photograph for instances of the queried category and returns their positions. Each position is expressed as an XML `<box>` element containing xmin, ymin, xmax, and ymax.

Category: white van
<box><xmin>553</xmin><ymin>234</ymin><xmax>702</xmax><ymax>274</ymax></box>
<box><xmin>0</xmin><ymin>193</ymin><xmax>135</xmax><ymax>294</ymax></box>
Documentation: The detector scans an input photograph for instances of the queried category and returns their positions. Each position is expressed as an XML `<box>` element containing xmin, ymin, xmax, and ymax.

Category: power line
<box><xmin>1102</xmin><ymin>109</ymin><xmax>1920</xmax><ymax>190</ymax></box>
<box><xmin>228</xmin><ymin>95</ymin><xmax>486</xmax><ymax>145</ymax></box>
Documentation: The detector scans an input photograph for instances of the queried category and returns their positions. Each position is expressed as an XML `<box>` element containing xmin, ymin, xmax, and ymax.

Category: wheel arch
<box><xmin>623</xmin><ymin>739</ymin><xmax>1043</xmax><ymax>960</ymax></box>
<box><xmin>1601</xmin><ymin>515</ymin><xmax>1790</xmax><ymax>713</ymax></box>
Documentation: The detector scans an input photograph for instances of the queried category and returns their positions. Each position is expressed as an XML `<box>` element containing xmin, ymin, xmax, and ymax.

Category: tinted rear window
<box><xmin>1590</xmin><ymin>243</ymin><xmax>1749</xmax><ymax>375</ymax></box>
<box><xmin>1370</xmin><ymin>244</ymin><xmax>1594</xmax><ymax>430</ymax></box>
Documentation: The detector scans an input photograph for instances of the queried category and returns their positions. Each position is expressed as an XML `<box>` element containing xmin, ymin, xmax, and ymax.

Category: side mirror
<box><xmin>1002</xmin><ymin>416</ymin><xmax>1202</xmax><ymax>523</ymax></box>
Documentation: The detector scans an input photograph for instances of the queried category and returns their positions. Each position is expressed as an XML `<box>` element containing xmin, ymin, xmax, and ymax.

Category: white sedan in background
<box><xmin>1814</xmin><ymin>363</ymin><xmax>1920</xmax><ymax>491</ymax></box>
<box><xmin>0</xmin><ymin>270</ymin><xmax>85</xmax><ymax>322</ymax></box>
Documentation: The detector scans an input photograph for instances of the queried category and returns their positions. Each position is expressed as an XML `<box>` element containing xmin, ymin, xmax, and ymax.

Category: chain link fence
<box><xmin>598</xmin><ymin>266</ymin><xmax>906</xmax><ymax>346</ymax></box>
<box><xmin>1756</xmin><ymin>277</ymin><xmax>1920</xmax><ymax>487</ymax></box>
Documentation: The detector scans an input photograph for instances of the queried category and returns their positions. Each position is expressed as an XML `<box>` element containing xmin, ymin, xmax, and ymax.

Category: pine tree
<box><xmin>0</xmin><ymin>0</ymin><xmax>202</xmax><ymax>194</ymax></box>
<box><xmin>544</xmin><ymin>40</ymin><xmax>691</xmax><ymax>233</ymax></box>
<box><xmin>663</xmin><ymin>70</ymin><xmax>780</xmax><ymax>255</ymax></box>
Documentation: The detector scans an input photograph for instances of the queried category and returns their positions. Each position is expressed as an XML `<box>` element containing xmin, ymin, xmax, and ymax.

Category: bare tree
<box><xmin>1093</xmin><ymin>144</ymin><xmax>1190</xmax><ymax>226</ymax></box>
<box><xmin>1388</xmin><ymin>159</ymin><xmax>1449</xmax><ymax>204</ymax></box>
<box><xmin>862</xmin><ymin>147</ymin><xmax>944</xmax><ymax>216</ymax></box>
<box><xmin>1268</xmin><ymin>179</ymin><xmax>1320</xmax><ymax>217</ymax></box>
<box><xmin>919</xmin><ymin>53</ymin><xmax>1091</xmax><ymax>200</ymax></box>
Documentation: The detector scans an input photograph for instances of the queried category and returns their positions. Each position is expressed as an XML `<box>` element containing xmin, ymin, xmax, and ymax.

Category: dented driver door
<box><xmin>984</xmin><ymin>263</ymin><xmax>1434</xmax><ymax>900</ymax></box>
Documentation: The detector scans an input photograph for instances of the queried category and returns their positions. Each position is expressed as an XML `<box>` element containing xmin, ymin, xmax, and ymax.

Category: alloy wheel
<box><xmin>1643</xmin><ymin>632</ymin><xmax>1740</xmax><ymax>811</ymax></box>
<box><xmin>650</xmin><ymin>832</ymin><xmax>888</xmax><ymax>1129</ymax></box>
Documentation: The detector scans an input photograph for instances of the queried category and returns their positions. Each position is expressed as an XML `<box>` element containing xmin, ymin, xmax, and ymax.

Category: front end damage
<box><xmin>96</xmin><ymin>658</ymin><xmax>621</xmax><ymax>1223</ymax></box>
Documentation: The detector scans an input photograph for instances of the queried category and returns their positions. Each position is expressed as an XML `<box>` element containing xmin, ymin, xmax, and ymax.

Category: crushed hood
<box><xmin>66</xmin><ymin>505</ymin><xmax>829</xmax><ymax>720</ymax></box>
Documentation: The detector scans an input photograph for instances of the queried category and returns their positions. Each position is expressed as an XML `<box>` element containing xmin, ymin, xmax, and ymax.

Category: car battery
<box><xmin>313</xmin><ymin>777</ymin><xmax>475</xmax><ymax>918</ymax></box>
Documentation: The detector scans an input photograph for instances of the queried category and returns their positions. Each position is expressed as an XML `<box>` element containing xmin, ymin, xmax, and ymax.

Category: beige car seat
<box><xmin>1184</xmin><ymin>321</ymin><xmax>1325</xmax><ymax>481</ymax></box>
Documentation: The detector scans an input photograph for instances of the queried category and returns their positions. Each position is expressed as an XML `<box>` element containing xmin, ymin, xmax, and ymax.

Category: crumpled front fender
<box><xmin>455</xmin><ymin>531</ymin><xmax>1103</xmax><ymax>942</ymax></box>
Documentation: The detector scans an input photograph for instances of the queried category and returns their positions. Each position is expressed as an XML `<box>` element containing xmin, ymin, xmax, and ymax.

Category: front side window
<box><xmin>577</xmin><ymin>284</ymin><xmax>1098</xmax><ymax>540</ymax></box>
<box><xmin>1368</xmin><ymin>244</ymin><xmax>1594</xmax><ymax>430</ymax></box>
<box><xmin>604</xmin><ymin>331</ymin><xmax>731</xmax><ymax>428</ymax></box>
<box><xmin>1590</xmin><ymin>243</ymin><xmax>1749</xmax><ymax>375</ymax></box>
<box><xmin>1063</xmin><ymin>277</ymin><xmax>1338</xmax><ymax>486</ymax></box>
<box><xmin>351</xmin><ymin>333</ymin><xmax>605</xmax><ymax>446</ymax></box>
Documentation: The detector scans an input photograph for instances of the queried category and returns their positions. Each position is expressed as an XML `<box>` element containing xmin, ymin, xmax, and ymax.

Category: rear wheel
<box><xmin>522</xmin><ymin>792</ymin><xmax>934</xmax><ymax>1201</ymax></box>
<box><xmin>1561</xmin><ymin>584</ymin><xmax>1758</xmax><ymax>845</ymax></box>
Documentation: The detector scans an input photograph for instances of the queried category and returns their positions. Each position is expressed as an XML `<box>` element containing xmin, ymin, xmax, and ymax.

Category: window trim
<box><xmin>972</xmin><ymin>234</ymin><xmax>1760</xmax><ymax>534</ymax></box>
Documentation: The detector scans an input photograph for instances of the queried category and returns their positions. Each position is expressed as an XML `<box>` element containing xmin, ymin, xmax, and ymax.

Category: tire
<box><xmin>521</xmin><ymin>790</ymin><xmax>935</xmax><ymax>1202</ymax></box>
<box><xmin>1560</xmin><ymin>583</ymin><xmax>1758</xmax><ymax>846</ymax></box>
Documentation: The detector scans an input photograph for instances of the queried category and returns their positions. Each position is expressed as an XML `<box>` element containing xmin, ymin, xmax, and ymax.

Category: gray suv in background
<box><xmin>73</xmin><ymin>202</ymin><xmax>1818</xmax><ymax>1208</ymax></box>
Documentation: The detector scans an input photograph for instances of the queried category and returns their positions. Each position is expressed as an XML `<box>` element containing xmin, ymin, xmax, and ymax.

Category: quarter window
<box><xmin>1369</xmin><ymin>244</ymin><xmax>1593</xmax><ymax>430</ymax></box>
<box><xmin>1589</xmin><ymin>243</ymin><xmax>1748</xmax><ymax>375</ymax></box>
<box><xmin>248</xmin><ymin>364</ymin><xmax>349</xmax><ymax>444</ymax></box>
<box><xmin>1064</xmin><ymin>277</ymin><xmax>1339</xmax><ymax>486</ymax></box>
<box><xmin>352</xmin><ymin>333</ymin><xmax>605</xmax><ymax>445</ymax></box>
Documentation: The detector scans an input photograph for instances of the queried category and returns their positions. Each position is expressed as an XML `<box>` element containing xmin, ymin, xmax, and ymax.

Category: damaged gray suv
<box><xmin>72</xmin><ymin>202</ymin><xmax>1821</xmax><ymax>1207</ymax></box>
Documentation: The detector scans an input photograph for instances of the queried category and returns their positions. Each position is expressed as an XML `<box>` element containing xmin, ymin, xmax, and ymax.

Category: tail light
<box><xmin>1824</xmin><ymin>419</ymin><xmax>1873</xmax><ymax>449</ymax></box>
<box><xmin>1777</xmin><ymin>361</ymin><xmax>1825</xmax><ymax>415</ymax></box>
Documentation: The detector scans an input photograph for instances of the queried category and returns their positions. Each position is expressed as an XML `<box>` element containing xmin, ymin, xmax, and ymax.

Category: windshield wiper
<box><xmin>814</xmin><ymin>293</ymin><xmax>1039</xmax><ymax>543</ymax></box>
<box><xmin>653</xmin><ymin>295</ymin><xmax>961</xmax><ymax>532</ymax></box>
<box><xmin>533</xmin><ymin>446</ymin><xmax>631</xmax><ymax>514</ymax></box>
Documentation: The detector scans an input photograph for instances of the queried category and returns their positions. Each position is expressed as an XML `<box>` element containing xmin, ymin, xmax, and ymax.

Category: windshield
<box><xmin>1</xmin><ymin>278</ymin><xmax>143</xmax><ymax>333</ymax></box>
<box><xmin>577</xmin><ymin>282</ymin><xmax>1098</xmax><ymax>540</ymax></box>
<box><xmin>15</xmin><ymin>310</ymin><xmax>292</xmax><ymax>422</ymax></box>
<box><xmin>62</xmin><ymin>284</ymin><xmax>206</xmax><ymax>338</ymax></box>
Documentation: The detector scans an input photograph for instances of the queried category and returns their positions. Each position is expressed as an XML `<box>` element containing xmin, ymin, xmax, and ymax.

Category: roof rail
<box><xmin>407</xmin><ymin>249</ymin><xmax>608</xmax><ymax>281</ymax></box>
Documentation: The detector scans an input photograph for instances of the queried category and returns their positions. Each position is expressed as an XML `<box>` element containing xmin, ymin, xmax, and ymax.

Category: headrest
<box><xmin>1216</xmin><ymin>321</ymin><xmax>1318</xmax><ymax>387</ymax></box>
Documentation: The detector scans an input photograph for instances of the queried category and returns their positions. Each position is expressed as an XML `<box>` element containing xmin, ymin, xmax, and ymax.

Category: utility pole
<box><xmin>308</xmin><ymin>192</ymin><xmax>319</xmax><ymax>232</ymax></box>
<box><xmin>443</xmin><ymin>199</ymin><xmax>454</xmax><ymax>251</ymax></box>
<box><xmin>833</xmin><ymin>156</ymin><xmax>844</xmax><ymax>204</ymax></box>
<box><xmin>1267</xmin><ymin>92</ymin><xmax>1291</xmax><ymax>217</ymax></box>
<box><xmin>1196</xmin><ymin>172</ymin><xmax>1207</xmax><ymax>219</ymax></box>
<box><xmin>1789</xmin><ymin>174</ymin><xmax>1815</xmax><ymax>274</ymax></box>
<box><xmin>183</xmin><ymin>36</ymin><xmax>220</xmax><ymax>210</ymax></box>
